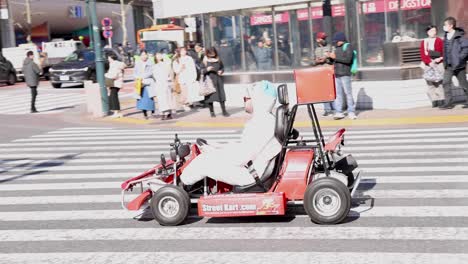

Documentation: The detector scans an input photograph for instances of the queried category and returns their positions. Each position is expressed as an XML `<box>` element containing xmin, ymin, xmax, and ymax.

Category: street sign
<box><xmin>102</xmin><ymin>30</ymin><xmax>113</xmax><ymax>39</ymax></box>
<box><xmin>0</xmin><ymin>8</ymin><xmax>8</xmax><ymax>19</ymax></box>
<box><xmin>69</xmin><ymin>6</ymin><xmax>83</xmax><ymax>19</ymax></box>
<box><xmin>101</xmin><ymin>17</ymin><xmax>112</xmax><ymax>27</ymax></box>
<box><xmin>184</xmin><ymin>17</ymin><xmax>196</xmax><ymax>33</ymax></box>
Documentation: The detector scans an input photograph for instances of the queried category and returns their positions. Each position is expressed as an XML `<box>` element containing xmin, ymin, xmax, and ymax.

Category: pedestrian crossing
<box><xmin>0</xmin><ymin>126</ymin><xmax>467</xmax><ymax>263</ymax></box>
<box><xmin>0</xmin><ymin>88</ymin><xmax>86</xmax><ymax>115</ymax></box>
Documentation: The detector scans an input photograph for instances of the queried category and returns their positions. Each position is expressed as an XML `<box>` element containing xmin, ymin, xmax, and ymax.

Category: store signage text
<box><xmin>296</xmin><ymin>4</ymin><xmax>345</xmax><ymax>21</ymax></box>
<box><xmin>250</xmin><ymin>12</ymin><xmax>289</xmax><ymax>26</ymax></box>
<box><xmin>362</xmin><ymin>0</ymin><xmax>431</xmax><ymax>14</ymax></box>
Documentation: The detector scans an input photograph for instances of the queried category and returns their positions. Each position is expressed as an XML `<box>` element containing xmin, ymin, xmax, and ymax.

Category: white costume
<box><xmin>173</xmin><ymin>55</ymin><xmax>204</xmax><ymax>104</ymax></box>
<box><xmin>152</xmin><ymin>60</ymin><xmax>174</xmax><ymax>113</ymax></box>
<box><xmin>180</xmin><ymin>82</ymin><xmax>282</xmax><ymax>186</ymax></box>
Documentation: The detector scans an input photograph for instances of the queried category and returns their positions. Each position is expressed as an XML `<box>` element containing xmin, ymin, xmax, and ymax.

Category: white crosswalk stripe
<box><xmin>0</xmin><ymin>126</ymin><xmax>467</xmax><ymax>263</ymax></box>
<box><xmin>0</xmin><ymin>89</ymin><xmax>85</xmax><ymax>115</ymax></box>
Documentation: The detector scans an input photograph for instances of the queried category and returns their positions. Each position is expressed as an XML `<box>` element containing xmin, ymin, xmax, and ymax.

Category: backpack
<box><xmin>343</xmin><ymin>43</ymin><xmax>358</xmax><ymax>75</ymax></box>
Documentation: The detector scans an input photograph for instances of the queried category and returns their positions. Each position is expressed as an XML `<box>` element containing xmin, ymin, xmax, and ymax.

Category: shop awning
<box><xmin>152</xmin><ymin>0</ymin><xmax>312</xmax><ymax>18</ymax></box>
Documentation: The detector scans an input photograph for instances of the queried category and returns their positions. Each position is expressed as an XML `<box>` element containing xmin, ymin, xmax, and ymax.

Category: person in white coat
<box><xmin>152</xmin><ymin>53</ymin><xmax>175</xmax><ymax>120</ymax></box>
<box><xmin>105</xmin><ymin>53</ymin><xmax>126</xmax><ymax>118</ymax></box>
<box><xmin>173</xmin><ymin>47</ymin><xmax>203</xmax><ymax>111</ymax></box>
<box><xmin>180</xmin><ymin>81</ymin><xmax>282</xmax><ymax>186</ymax></box>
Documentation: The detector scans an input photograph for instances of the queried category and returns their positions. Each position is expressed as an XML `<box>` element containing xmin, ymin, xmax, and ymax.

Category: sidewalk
<box><xmin>98</xmin><ymin>96</ymin><xmax>468</xmax><ymax>128</ymax></box>
<box><xmin>90</xmin><ymin>71</ymin><xmax>468</xmax><ymax>128</ymax></box>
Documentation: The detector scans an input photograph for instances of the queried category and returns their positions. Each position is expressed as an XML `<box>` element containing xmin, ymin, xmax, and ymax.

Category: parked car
<box><xmin>0</xmin><ymin>53</ymin><xmax>17</xmax><ymax>85</ymax></box>
<box><xmin>48</xmin><ymin>48</ymin><xmax>122</xmax><ymax>88</ymax></box>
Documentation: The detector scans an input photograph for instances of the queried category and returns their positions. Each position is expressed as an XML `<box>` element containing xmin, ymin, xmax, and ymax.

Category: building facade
<box><xmin>153</xmin><ymin>0</ymin><xmax>467</xmax><ymax>80</ymax></box>
<box><xmin>0</xmin><ymin>0</ymin><xmax>151</xmax><ymax>49</ymax></box>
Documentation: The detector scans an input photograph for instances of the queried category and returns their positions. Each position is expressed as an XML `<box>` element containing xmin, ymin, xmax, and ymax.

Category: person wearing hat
<box><xmin>314</xmin><ymin>32</ymin><xmax>334</xmax><ymax>116</ymax></box>
<box><xmin>327</xmin><ymin>32</ymin><xmax>357</xmax><ymax>120</ymax></box>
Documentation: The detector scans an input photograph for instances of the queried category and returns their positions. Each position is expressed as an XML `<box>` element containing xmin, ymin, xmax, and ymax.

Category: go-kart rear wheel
<box><xmin>150</xmin><ymin>186</ymin><xmax>190</xmax><ymax>226</ymax></box>
<box><xmin>304</xmin><ymin>177</ymin><xmax>351</xmax><ymax>225</ymax></box>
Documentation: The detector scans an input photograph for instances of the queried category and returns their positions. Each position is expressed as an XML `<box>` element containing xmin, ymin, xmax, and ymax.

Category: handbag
<box><xmin>105</xmin><ymin>77</ymin><xmax>115</xmax><ymax>87</ymax></box>
<box><xmin>199</xmin><ymin>75</ymin><xmax>216</xmax><ymax>96</ymax></box>
<box><xmin>429</xmin><ymin>50</ymin><xmax>441</xmax><ymax>59</ymax></box>
<box><xmin>174</xmin><ymin>74</ymin><xmax>182</xmax><ymax>94</ymax></box>
<box><xmin>423</xmin><ymin>64</ymin><xmax>444</xmax><ymax>82</ymax></box>
<box><xmin>135</xmin><ymin>78</ymin><xmax>143</xmax><ymax>96</ymax></box>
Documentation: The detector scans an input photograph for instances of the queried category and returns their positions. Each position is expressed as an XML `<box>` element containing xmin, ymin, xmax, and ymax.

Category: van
<box><xmin>1</xmin><ymin>44</ymin><xmax>40</xmax><ymax>81</ymax></box>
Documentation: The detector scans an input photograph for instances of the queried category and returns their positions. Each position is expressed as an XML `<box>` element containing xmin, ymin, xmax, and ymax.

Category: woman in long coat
<box><xmin>134</xmin><ymin>50</ymin><xmax>156</xmax><ymax>119</ymax></box>
<box><xmin>203</xmin><ymin>47</ymin><xmax>229</xmax><ymax>117</ymax></box>
<box><xmin>153</xmin><ymin>53</ymin><xmax>174</xmax><ymax>120</ymax></box>
<box><xmin>173</xmin><ymin>47</ymin><xmax>202</xmax><ymax>111</ymax></box>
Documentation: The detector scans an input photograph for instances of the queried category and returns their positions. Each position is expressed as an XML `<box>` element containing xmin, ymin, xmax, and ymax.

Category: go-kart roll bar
<box><xmin>306</xmin><ymin>104</ymin><xmax>331</xmax><ymax>177</ymax></box>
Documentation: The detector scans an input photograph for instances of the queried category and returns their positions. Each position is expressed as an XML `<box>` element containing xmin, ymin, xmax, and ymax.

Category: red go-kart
<box><xmin>121</xmin><ymin>67</ymin><xmax>362</xmax><ymax>226</ymax></box>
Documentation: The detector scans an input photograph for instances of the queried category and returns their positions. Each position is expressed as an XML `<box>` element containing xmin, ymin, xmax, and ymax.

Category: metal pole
<box><xmin>308</xmin><ymin>1</ymin><xmax>315</xmax><ymax>61</ymax></box>
<box><xmin>322</xmin><ymin>0</ymin><xmax>333</xmax><ymax>41</ymax></box>
<box><xmin>272</xmin><ymin>7</ymin><xmax>279</xmax><ymax>71</ymax></box>
<box><xmin>86</xmin><ymin>2</ymin><xmax>94</xmax><ymax>48</ymax></box>
<box><xmin>239</xmin><ymin>15</ymin><xmax>246</xmax><ymax>71</ymax></box>
<box><xmin>86</xmin><ymin>0</ymin><xmax>109</xmax><ymax>115</ymax></box>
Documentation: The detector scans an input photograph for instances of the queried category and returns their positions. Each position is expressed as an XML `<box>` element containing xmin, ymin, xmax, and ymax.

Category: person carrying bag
<box><xmin>105</xmin><ymin>53</ymin><xmax>126</xmax><ymax>118</ymax></box>
<box><xmin>420</xmin><ymin>25</ymin><xmax>445</xmax><ymax>108</ymax></box>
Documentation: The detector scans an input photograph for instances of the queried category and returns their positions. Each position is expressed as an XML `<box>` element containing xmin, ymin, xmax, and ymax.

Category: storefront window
<box><xmin>241</xmin><ymin>8</ymin><xmax>276</xmax><ymax>71</ymax></box>
<box><xmin>209</xmin><ymin>15</ymin><xmax>242</xmax><ymax>72</ymax></box>
<box><xmin>358</xmin><ymin>0</ymin><xmax>432</xmax><ymax>66</ymax></box>
<box><xmin>274</xmin><ymin>4</ymin><xmax>309</xmax><ymax>68</ymax></box>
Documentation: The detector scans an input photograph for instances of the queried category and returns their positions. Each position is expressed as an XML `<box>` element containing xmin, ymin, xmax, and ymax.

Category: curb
<box><xmin>174</xmin><ymin>115</ymin><xmax>468</xmax><ymax>128</ymax></box>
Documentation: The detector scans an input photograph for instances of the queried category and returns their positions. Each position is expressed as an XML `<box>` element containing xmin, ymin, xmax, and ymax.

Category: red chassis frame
<box><xmin>121</xmin><ymin>128</ymin><xmax>348</xmax><ymax>218</ymax></box>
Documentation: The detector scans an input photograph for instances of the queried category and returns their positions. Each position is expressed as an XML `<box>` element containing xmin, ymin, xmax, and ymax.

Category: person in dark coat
<box><xmin>203</xmin><ymin>47</ymin><xmax>229</xmax><ymax>117</ymax></box>
<box><xmin>22</xmin><ymin>51</ymin><xmax>41</xmax><ymax>113</ymax></box>
<box><xmin>217</xmin><ymin>39</ymin><xmax>235</xmax><ymax>72</ymax></box>
<box><xmin>440</xmin><ymin>17</ymin><xmax>468</xmax><ymax>109</ymax></box>
<box><xmin>327</xmin><ymin>32</ymin><xmax>357</xmax><ymax>120</ymax></box>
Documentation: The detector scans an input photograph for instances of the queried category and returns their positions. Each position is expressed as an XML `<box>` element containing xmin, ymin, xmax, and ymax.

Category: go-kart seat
<box><xmin>233</xmin><ymin>84</ymin><xmax>290</xmax><ymax>193</ymax></box>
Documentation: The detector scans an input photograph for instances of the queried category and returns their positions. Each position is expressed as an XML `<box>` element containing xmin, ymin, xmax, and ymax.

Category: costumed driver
<box><xmin>180</xmin><ymin>81</ymin><xmax>282</xmax><ymax>186</ymax></box>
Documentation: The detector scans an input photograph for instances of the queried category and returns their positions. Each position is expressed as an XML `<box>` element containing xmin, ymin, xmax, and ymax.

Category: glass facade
<box><xmin>170</xmin><ymin>0</ymin><xmax>458</xmax><ymax>73</ymax></box>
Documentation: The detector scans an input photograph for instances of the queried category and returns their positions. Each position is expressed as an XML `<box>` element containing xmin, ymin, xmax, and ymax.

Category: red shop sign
<box><xmin>250</xmin><ymin>12</ymin><xmax>289</xmax><ymax>26</ymax></box>
<box><xmin>400</xmin><ymin>0</ymin><xmax>431</xmax><ymax>10</ymax></box>
<box><xmin>362</xmin><ymin>0</ymin><xmax>430</xmax><ymax>14</ymax></box>
<box><xmin>297</xmin><ymin>4</ymin><xmax>346</xmax><ymax>21</ymax></box>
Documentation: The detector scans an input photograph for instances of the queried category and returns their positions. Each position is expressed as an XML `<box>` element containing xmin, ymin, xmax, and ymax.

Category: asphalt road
<box><xmin>1</xmin><ymin>84</ymin><xmax>468</xmax><ymax>264</ymax></box>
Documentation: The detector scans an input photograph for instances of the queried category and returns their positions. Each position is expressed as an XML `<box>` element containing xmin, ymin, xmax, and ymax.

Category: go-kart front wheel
<box><xmin>304</xmin><ymin>177</ymin><xmax>351</xmax><ymax>225</ymax></box>
<box><xmin>150</xmin><ymin>186</ymin><xmax>190</xmax><ymax>226</ymax></box>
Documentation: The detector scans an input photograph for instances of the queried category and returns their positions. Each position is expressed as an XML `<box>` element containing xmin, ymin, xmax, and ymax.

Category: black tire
<box><xmin>303</xmin><ymin>177</ymin><xmax>351</xmax><ymax>225</ymax></box>
<box><xmin>6</xmin><ymin>73</ymin><xmax>16</xmax><ymax>85</ymax></box>
<box><xmin>52</xmin><ymin>83</ymin><xmax>62</xmax><ymax>88</ymax></box>
<box><xmin>150</xmin><ymin>185</ymin><xmax>190</xmax><ymax>226</ymax></box>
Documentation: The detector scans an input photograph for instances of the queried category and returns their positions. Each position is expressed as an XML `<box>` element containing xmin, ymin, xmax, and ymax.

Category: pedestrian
<box><xmin>217</xmin><ymin>39</ymin><xmax>235</xmax><ymax>71</ymax></box>
<box><xmin>327</xmin><ymin>32</ymin><xmax>357</xmax><ymax>120</ymax></box>
<box><xmin>253</xmin><ymin>41</ymin><xmax>273</xmax><ymax>71</ymax></box>
<box><xmin>313</xmin><ymin>32</ymin><xmax>335</xmax><ymax>116</ymax></box>
<box><xmin>186</xmin><ymin>41</ymin><xmax>199</xmax><ymax>63</ymax></box>
<box><xmin>153</xmin><ymin>53</ymin><xmax>174</xmax><ymax>120</ymax></box>
<box><xmin>22</xmin><ymin>51</ymin><xmax>41</xmax><ymax>113</ymax></box>
<box><xmin>134</xmin><ymin>50</ymin><xmax>156</xmax><ymax>119</ymax></box>
<box><xmin>420</xmin><ymin>25</ymin><xmax>445</xmax><ymax>108</ymax></box>
<box><xmin>194</xmin><ymin>43</ymin><xmax>205</xmax><ymax>81</ymax></box>
<box><xmin>203</xmin><ymin>47</ymin><xmax>229</xmax><ymax>117</ymax></box>
<box><xmin>194</xmin><ymin>43</ymin><xmax>205</xmax><ymax>63</ymax></box>
<box><xmin>105</xmin><ymin>53</ymin><xmax>126</xmax><ymax>118</ymax></box>
<box><xmin>173</xmin><ymin>47</ymin><xmax>202</xmax><ymax>110</ymax></box>
<box><xmin>440</xmin><ymin>17</ymin><xmax>468</xmax><ymax>109</ymax></box>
